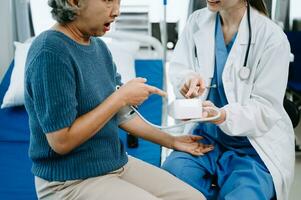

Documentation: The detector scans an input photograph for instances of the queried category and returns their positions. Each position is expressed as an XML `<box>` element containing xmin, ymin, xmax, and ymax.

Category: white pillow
<box><xmin>1</xmin><ymin>42</ymin><xmax>31</xmax><ymax>108</ymax></box>
<box><xmin>104</xmin><ymin>39</ymin><xmax>139</xmax><ymax>83</ymax></box>
<box><xmin>1</xmin><ymin>39</ymin><xmax>139</xmax><ymax>108</ymax></box>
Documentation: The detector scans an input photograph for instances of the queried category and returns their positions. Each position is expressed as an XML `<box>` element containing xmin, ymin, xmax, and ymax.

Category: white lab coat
<box><xmin>170</xmin><ymin>7</ymin><xmax>295</xmax><ymax>200</ymax></box>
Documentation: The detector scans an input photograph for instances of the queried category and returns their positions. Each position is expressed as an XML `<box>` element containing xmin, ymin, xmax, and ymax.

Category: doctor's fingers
<box><xmin>202</xmin><ymin>107</ymin><xmax>220</xmax><ymax>120</ymax></box>
<box><xmin>202</xmin><ymin>100</ymin><xmax>215</xmax><ymax>107</ymax></box>
<box><xmin>202</xmin><ymin>101</ymin><xmax>216</xmax><ymax>118</ymax></box>
<box><xmin>181</xmin><ymin>78</ymin><xmax>200</xmax><ymax>97</ymax></box>
<box><xmin>197</xmin><ymin>79</ymin><xmax>206</xmax><ymax>95</ymax></box>
<box><xmin>185</xmin><ymin>78</ymin><xmax>205</xmax><ymax>98</ymax></box>
<box><xmin>180</xmin><ymin>87</ymin><xmax>189</xmax><ymax>98</ymax></box>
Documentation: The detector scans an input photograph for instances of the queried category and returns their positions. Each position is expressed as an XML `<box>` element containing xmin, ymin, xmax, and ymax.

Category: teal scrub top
<box><xmin>197</xmin><ymin>14</ymin><xmax>257</xmax><ymax>155</ymax></box>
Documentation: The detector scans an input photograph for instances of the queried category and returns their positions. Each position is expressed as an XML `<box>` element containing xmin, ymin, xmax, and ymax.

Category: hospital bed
<box><xmin>0</xmin><ymin>32</ymin><xmax>165</xmax><ymax>199</ymax></box>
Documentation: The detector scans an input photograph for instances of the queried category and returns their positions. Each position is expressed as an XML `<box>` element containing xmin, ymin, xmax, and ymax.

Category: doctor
<box><xmin>162</xmin><ymin>0</ymin><xmax>295</xmax><ymax>199</ymax></box>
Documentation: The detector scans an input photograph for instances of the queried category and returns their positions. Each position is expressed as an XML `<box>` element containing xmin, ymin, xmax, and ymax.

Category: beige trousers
<box><xmin>35</xmin><ymin>156</ymin><xmax>205</xmax><ymax>200</ymax></box>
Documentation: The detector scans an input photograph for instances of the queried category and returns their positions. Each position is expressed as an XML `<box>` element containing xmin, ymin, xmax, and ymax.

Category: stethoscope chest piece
<box><xmin>239</xmin><ymin>67</ymin><xmax>250</xmax><ymax>80</ymax></box>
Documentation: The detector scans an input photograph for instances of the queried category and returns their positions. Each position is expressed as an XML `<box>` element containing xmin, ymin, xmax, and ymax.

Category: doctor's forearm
<box><xmin>218</xmin><ymin>101</ymin><xmax>282</xmax><ymax>137</ymax></box>
<box><xmin>120</xmin><ymin>116</ymin><xmax>174</xmax><ymax>148</ymax></box>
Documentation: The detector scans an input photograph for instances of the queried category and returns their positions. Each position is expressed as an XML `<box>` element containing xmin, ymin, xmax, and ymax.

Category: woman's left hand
<box><xmin>171</xmin><ymin>135</ymin><xmax>214</xmax><ymax>156</ymax></box>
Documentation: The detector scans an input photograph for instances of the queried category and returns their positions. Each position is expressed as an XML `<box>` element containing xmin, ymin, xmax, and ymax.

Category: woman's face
<box><xmin>77</xmin><ymin>0</ymin><xmax>120</xmax><ymax>36</ymax></box>
<box><xmin>206</xmin><ymin>0</ymin><xmax>245</xmax><ymax>12</ymax></box>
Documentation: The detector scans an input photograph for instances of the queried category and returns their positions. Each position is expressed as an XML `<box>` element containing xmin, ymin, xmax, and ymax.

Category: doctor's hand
<box><xmin>202</xmin><ymin>101</ymin><xmax>226</xmax><ymax>125</ymax></box>
<box><xmin>117</xmin><ymin>78</ymin><xmax>167</xmax><ymax>106</ymax></box>
<box><xmin>171</xmin><ymin>135</ymin><xmax>214</xmax><ymax>156</ymax></box>
<box><xmin>180</xmin><ymin>75</ymin><xmax>206</xmax><ymax>98</ymax></box>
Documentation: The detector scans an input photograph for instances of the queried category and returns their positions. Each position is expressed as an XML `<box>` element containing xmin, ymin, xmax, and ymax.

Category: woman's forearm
<box><xmin>120</xmin><ymin>115</ymin><xmax>175</xmax><ymax>149</ymax></box>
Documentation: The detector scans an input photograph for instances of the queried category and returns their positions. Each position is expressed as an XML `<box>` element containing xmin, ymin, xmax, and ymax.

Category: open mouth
<box><xmin>104</xmin><ymin>23</ymin><xmax>110</xmax><ymax>27</ymax></box>
<box><xmin>104</xmin><ymin>22</ymin><xmax>111</xmax><ymax>32</ymax></box>
<box><xmin>207</xmin><ymin>0</ymin><xmax>221</xmax><ymax>4</ymax></box>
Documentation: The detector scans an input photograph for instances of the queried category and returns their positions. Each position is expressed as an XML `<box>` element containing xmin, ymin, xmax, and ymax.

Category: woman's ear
<box><xmin>67</xmin><ymin>0</ymin><xmax>80</xmax><ymax>8</ymax></box>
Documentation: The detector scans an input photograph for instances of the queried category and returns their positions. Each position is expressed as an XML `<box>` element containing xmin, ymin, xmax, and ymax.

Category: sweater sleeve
<box><xmin>114</xmin><ymin>63</ymin><xmax>123</xmax><ymax>87</ymax></box>
<box><xmin>27</xmin><ymin>50</ymin><xmax>78</xmax><ymax>133</ymax></box>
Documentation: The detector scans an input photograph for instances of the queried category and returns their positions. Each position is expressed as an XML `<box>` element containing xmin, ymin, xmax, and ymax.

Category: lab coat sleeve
<box><xmin>219</xmin><ymin>35</ymin><xmax>291</xmax><ymax>137</ymax></box>
<box><xmin>169</xmin><ymin>14</ymin><xmax>200</xmax><ymax>99</ymax></box>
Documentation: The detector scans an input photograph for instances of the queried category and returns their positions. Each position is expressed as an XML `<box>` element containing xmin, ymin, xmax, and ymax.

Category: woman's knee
<box><xmin>181</xmin><ymin>189</ymin><xmax>206</xmax><ymax>200</ymax></box>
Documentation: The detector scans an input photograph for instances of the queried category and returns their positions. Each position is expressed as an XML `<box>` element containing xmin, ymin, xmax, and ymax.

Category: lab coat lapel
<box><xmin>226</xmin><ymin>6</ymin><xmax>257</xmax><ymax>63</ymax></box>
<box><xmin>192</xmin><ymin>13</ymin><xmax>216</xmax><ymax>79</ymax></box>
<box><xmin>237</xmin><ymin>7</ymin><xmax>257</xmax><ymax>47</ymax></box>
<box><xmin>237</xmin><ymin>11</ymin><xmax>251</xmax><ymax>46</ymax></box>
<box><xmin>222</xmin><ymin>7</ymin><xmax>257</xmax><ymax>102</ymax></box>
<box><xmin>224</xmin><ymin>8</ymin><xmax>249</xmax><ymax>72</ymax></box>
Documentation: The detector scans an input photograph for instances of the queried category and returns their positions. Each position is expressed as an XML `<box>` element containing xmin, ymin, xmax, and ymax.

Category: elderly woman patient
<box><xmin>24</xmin><ymin>0</ymin><xmax>214</xmax><ymax>199</ymax></box>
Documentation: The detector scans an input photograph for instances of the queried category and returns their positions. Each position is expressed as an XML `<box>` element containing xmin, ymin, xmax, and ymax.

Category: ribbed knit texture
<box><xmin>24</xmin><ymin>30</ymin><xmax>128</xmax><ymax>181</ymax></box>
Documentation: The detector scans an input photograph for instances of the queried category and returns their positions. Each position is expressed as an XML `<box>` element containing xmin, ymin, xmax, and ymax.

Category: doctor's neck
<box><xmin>219</xmin><ymin>3</ymin><xmax>246</xmax><ymax>28</ymax></box>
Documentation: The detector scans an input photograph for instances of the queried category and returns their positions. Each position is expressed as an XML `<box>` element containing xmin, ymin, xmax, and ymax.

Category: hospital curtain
<box><xmin>12</xmin><ymin>0</ymin><xmax>34</xmax><ymax>42</ymax></box>
<box><xmin>274</xmin><ymin>0</ymin><xmax>290</xmax><ymax>31</ymax></box>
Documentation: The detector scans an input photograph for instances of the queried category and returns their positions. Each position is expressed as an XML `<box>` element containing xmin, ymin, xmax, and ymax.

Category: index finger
<box><xmin>202</xmin><ymin>101</ymin><xmax>214</xmax><ymax>107</ymax></box>
<box><xmin>185</xmin><ymin>79</ymin><xmax>199</xmax><ymax>98</ymax></box>
<box><xmin>197</xmin><ymin>78</ymin><xmax>206</xmax><ymax>95</ymax></box>
<box><xmin>133</xmin><ymin>77</ymin><xmax>147</xmax><ymax>83</ymax></box>
<box><xmin>147</xmin><ymin>85</ymin><xmax>167</xmax><ymax>97</ymax></box>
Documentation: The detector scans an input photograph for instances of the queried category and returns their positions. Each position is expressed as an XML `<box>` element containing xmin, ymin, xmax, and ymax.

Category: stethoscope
<box><xmin>240</xmin><ymin>0</ymin><xmax>252</xmax><ymax>80</ymax></box>
<box><xmin>194</xmin><ymin>0</ymin><xmax>252</xmax><ymax>81</ymax></box>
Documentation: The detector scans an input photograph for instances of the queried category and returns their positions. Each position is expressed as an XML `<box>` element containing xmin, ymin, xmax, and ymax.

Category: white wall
<box><xmin>0</xmin><ymin>0</ymin><xmax>14</xmax><ymax>81</ymax></box>
<box><xmin>121</xmin><ymin>0</ymin><xmax>190</xmax><ymax>33</ymax></box>
<box><xmin>30</xmin><ymin>0</ymin><xmax>55</xmax><ymax>36</ymax></box>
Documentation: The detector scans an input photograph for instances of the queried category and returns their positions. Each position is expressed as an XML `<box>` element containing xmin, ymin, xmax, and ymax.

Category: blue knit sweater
<box><xmin>24</xmin><ymin>30</ymin><xmax>128</xmax><ymax>181</ymax></box>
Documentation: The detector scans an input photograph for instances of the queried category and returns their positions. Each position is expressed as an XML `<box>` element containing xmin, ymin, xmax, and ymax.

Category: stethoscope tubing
<box><xmin>131</xmin><ymin>105</ymin><xmax>221</xmax><ymax>130</ymax></box>
<box><xmin>115</xmin><ymin>86</ymin><xmax>221</xmax><ymax>129</ymax></box>
<box><xmin>243</xmin><ymin>0</ymin><xmax>252</xmax><ymax>68</ymax></box>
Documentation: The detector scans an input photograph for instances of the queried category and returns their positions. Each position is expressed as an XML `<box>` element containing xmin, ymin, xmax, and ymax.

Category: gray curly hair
<box><xmin>48</xmin><ymin>0</ymin><xmax>83</xmax><ymax>23</ymax></box>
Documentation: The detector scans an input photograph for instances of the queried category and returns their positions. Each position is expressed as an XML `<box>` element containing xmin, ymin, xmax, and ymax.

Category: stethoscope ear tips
<box><xmin>239</xmin><ymin>67</ymin><xmax>251</xmax><ymax>80</ymax></box>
